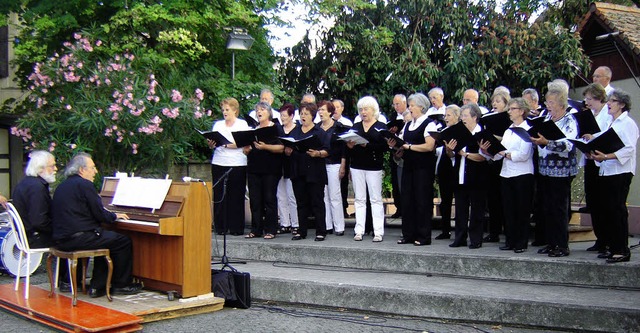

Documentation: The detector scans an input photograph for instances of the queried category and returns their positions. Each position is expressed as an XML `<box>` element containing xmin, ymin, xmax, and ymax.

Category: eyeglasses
<box><xmin>609</xmin><ymin>98</ymin><xmax>620</xmax><ymax>103</ymax></box>
<box><xmin>508</xmin><ymin>107</ymin><xmax>523</xmax><ymax>111</ymax></box>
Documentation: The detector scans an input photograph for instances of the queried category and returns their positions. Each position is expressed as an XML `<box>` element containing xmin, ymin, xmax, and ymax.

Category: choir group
<box><xmin>207</xmin><ymin>66</ymin><xmax>638</xmax><ymax>264</ymax></box>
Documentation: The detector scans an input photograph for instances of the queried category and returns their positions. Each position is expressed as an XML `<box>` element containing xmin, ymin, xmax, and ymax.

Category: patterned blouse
<box><xmin>537</xmin><ymin>111</ymin><xmax>579</xmax><ymax>178</ymax></box>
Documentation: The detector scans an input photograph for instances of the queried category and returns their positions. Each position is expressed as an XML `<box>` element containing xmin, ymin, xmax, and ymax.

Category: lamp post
<box><xmin>226</xmin><ymin>28</ymin><xmax>254</xmax><ymax>80</ymax></box>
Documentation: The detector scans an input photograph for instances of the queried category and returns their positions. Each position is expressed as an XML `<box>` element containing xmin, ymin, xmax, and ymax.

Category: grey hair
<box><xmin>356</xmin><ymin>96</ymin><xmax>380</xmax><ymax>119</ymax></box>
<box><xmin>428</xmin><ymin>87</ymin><xmax>444</xmax><ymax>98</ymax></box>
<box><xmin>548</xmin><ymin>79</ymin><xmax>570</xmax><ymax>94</ymax></box>
<box><xmin>254</xmin><ymin>101</ymin><xmax>273</xmax><ymax>120</ymax></box>
<box><xmin>508</xmin><ymin>97</ymin><xmax>530</xmax><ymax>118</ymax></box>
<box><xmin>522</xmin><ymin>88</ymin><xmax>539</xmax><ymax>102</ymax></box>
<box><xmin>394</xmin><ymin>94</ymin><xmax>407</xmax><ymax>103</ymax></box>
<box><xmin>460</xmin><ymin>103</ymin><xmax>483</xmax><ymax>120</ymax></box>
<box><xmin>302</xmin><ymin>93</ymin><xmax>316</xmax><ymax>103</ymax></box>
<box><xmin>64</xmin><ymin>152</ymin><xmax>91</xmax><ymax>177</ymax></box>
<box><xmin>610</xmin><ymin>89</ymin><xmax>632</xmax><ymax>112</ymax></box>
<box><xmin>546</xmin><ymin>87</ymin><xmax>569</xmax><ymax>110</ymax></box>
<box><xmin>408</xmin><ymin>93</ymin><xmax>431</xmax><ymax>115</ymax></box>
<box><xmin>595</xmin><ymin>66</ymin><xmax>612</xmax><ymax>79</ymax></box>
<box><xmin>25</xmin><ymin>150</ymin><xmax>54</xmax><ymax>177</ymax></box>
<box><xmin>445</xmin><ymin>104</ymin><xmax>462</xmax><ymax>119</ymax></box>
<box><xmin>331</xmin><ymin>99</ymin><xmax>344</xmax><ymax>108</ymax></box>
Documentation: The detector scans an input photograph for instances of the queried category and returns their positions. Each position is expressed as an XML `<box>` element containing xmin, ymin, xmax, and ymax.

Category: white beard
<box><xmin>41</xmin><ymin>172</ymin><xmax>56</xmax><ymax>184</ymax></box>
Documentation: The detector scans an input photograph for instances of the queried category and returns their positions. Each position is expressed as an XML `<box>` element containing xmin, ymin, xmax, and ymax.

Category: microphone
<box><xmin>595</xmin><ymin>32</ymin><xmax>619</xmax><ymax>41</ymax></box>
<box><xmin>182</xmin><ymin>176</ymin><xmax>204</xmax><ymax>183</ymax></box>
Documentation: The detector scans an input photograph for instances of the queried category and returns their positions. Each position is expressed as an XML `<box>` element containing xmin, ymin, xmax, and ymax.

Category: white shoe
<box><xmin>353</xmin><ymin>234</ymin><xmax>363</xmax><ymax>241</ymax></box>
<box><xmin>372</xmin><ymin>235</ymin><xmax>383</xmax><ymax>242</ymax></box>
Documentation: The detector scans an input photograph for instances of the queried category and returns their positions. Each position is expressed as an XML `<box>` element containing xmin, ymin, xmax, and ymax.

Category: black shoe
<box><xmin>314</xmin><ymin>235</ymin><xmax>326</xmax><ymax>241</ymax></box>
<box><xmin>606</xmin><ymin>254</ymin><xmax>630</xmax><ymax>263</ymax></box>
<box><xmin>514</xmin><ymin>248</ymin><xmax>527</xmax><ymax>253</ymax></box>
<box><xmin>577</xmin><ymin>206</ymin><xmax>590</xmax><ymax>213</ymax></box>
<box><xmin>537</xmin><ymin>246</ymin><xmax>552</xmax><ymax>254</ymax></box>
<box><xmin>449</xmin><ymin>241</ymin><xmax>467</xmax><ymax>248</ymax></box>
<box><xmin>291</xmin><ymin>234</ymin><xmax>306</xmax><ymax>240</ymax></box>
<box><xmin>326</xmin><ymin>229</ymin><xmax>334</xmax><ymax>235</ymax></box>
<box><xmin>397</xmin><ymin>238</ymin><xmax>412</xmax><ymax>245</ymax></box>
<box><xmin>112</xmin><ymin>283</ymin><xmax>143</xmax><ymax>295</ymax></box>
<box><xmin>277</xmin><ymin>226</ymin><xmax>291</xmax><ymax>234</ymax></box>
<box><xmin>59</xmin><ymin>281</ymin><xmax>72</xmax><ymax>293</ymax></box>
<box><xmin>499</xmin><ymin>245</ymin><xmax>514</xmax><ymax>251</ymax></box>
<box><xmin>548</xmin><ymin>247</ymin><xmax>570</xmax><ymax>257</ymax></box>
<box><xmin>531</xmin><ymin>240</ymin><xmax>547</xmax><ymax>247</ymax></box>
<box><xmin>468</xmin><ymin>243</ymin><xmax>482</xmax><ymax>249</ymax></box>
<box><xmin>348</xmin><ymin>213</ymin><xmax>356</xmax><ymax>218</ymax></box>
<box><xmin>390</xmin><ymin>212</ymin><xmax>402</xmax><ymax>218</ymax></box>
<box><xmin>334</xmin><ymin>231</ymin><xmax>345</xmax><ymax>236</ymax></box>
<box><xmin>586</xmin><ymin>244</ymin><xmax>604</xmax><ymax>252</ymax></box>
<box><xmin>483</xmin><ymin>235</ymin><xmax>500</xmax><ymax>243</ymax></box>
<box><xmin>435</xmin><ymin>232</ymin><xmax>450</xmax><ymax>240</ymax></box>
<box><xmin>230</xmin><ymin>232</ymin><xmax>243</xmax><ymax>236</ymax></box>
<box><xmin>89</xmin><ymin>287</ymin><xmax>107</xmax><ymax>298</ymax></box>
<box><xmin>597</xmin><ymin>251</ymin><xmax>612</xmax><ymax>259</ymax></box>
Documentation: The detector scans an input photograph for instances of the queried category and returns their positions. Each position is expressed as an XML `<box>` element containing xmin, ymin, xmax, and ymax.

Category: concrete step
<box><xmin>236</xmin><ymin>261</ymin><xmax>639</xmax><ymax>333</ymax></box>
<box><xmin>217</xmin><ymin>228</ymin><xmax>640</xmax><ymax>289</ymax></box>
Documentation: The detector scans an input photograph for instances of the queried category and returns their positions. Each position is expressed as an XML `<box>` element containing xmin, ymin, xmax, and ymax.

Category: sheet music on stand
<box><xmin>110</xmin><ymin>177</ymin><xmax>173</xmax><ymax>210</ymax></box>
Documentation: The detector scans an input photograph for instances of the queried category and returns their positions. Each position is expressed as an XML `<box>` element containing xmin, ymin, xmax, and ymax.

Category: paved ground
<box><xmin>1</xmin><ymin>266</ymin><xmax>562</xmax><ymax>333</ymax></box>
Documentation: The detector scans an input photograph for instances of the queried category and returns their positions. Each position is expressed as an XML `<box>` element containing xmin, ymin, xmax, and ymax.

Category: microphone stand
<box><xmin>211</xmin><ymin>167</ymin><xmax>246</xmax><ymax>271</ymax></box>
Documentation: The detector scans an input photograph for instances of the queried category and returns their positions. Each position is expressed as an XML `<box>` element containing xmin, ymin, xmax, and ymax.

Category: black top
<box><xmin>12</xmin><ymin>176</ymin><xmax>52</xmax><ymax>235</ymax></box>
<box><xmin>247</xmin><ymin>123</ymin><xmax>285</xmax><ymax>175</ymax></box>
<box><xmin>289</xmin><ymin>125</ymin><xmax>330</xmax><ymax>184</ymax></box>
<box><xmin>453</xmin><ymin>133</ymin><xmax>488</xmax><ymax>188</ymax></box>
<box><xmin>318</xmin><ymin>122</ymin><xmax>347</xmax><ymax>165</ymax></box>
<box><xmin>281</xmin><ymin>124</ymin><xmax>296</xmax><ymax>179</ymax></box>
<box><xmin>402</xmin><ymin>119</ymin><xmax>436</xmax><ymax>171</ymax></box>
<box><xmin>52</xmin><ymin>175</ymin><xmax>117</xmax><ymax>241</ymax></box>
<box><xmin>348</xmin><ymin>121</ymin><xmax>387</xmax><ymax>171</ymax></box>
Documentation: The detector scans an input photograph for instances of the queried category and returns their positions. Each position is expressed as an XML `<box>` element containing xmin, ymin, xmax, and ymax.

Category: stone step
<box><xmin>218</xmin><ymin>228</ymin><xmax>639</xmax><ymax>289</ymax></box>
<box><xmin>236</xmin><ymin>261</ymin><xmax>640</xmax><ymax>333</ymax></box>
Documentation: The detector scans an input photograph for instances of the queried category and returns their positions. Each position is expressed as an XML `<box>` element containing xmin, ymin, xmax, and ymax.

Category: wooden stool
<box><xmin>46</xmin><ymin>248</ymin><xmax>113</xmax><ymax>306</ymax></box>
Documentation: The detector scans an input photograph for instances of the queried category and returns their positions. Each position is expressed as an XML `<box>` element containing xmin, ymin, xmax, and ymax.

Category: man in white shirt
<box><xmin>249</xmin><ymin>89</ymin><xmax>280</xmax><ymax>123</ymax></box>
<box><xmin>462</xmin><ymin>89</ymin><xmax>490</xmax><ymax>114</ymax></box>
<box><xmin>592</xmin><ymin>66</ymin><xmax>614</xmax><ymax>96</ymax></box>
<box><xmin>332</xmin><ymin>99</ymin><xmax>353</xmax><ymax>127</ymax></box>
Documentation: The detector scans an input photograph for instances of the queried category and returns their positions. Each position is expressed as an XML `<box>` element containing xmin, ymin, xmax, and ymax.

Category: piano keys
<box><xmin>100</xmin><ymin>178</ymin><xmax>212</xmax><ymax>298</ymax></box>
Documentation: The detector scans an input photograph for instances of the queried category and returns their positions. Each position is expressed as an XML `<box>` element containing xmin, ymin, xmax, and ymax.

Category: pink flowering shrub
<box><xmin>11</xmin><ymin>32</ymin><xmax>213</xmax><ymax>176</ymax></box>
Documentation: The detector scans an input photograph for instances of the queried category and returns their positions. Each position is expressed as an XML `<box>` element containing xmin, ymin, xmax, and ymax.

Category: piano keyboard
<box><xmin>116</xmin><ymin>218</ymin><xmax>158</xmax><ymax>227</ymax></box>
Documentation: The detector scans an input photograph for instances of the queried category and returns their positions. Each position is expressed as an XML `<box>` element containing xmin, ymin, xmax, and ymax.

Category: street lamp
<box><xmin>226</xmin><ymin>28</ymin><xmax>254</xmax><ymax>80</ymax></box>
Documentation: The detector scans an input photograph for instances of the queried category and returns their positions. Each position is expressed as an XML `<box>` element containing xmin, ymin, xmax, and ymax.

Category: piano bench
<box><xmin>46</xmin><ymin>248</ymin><xmax>114</xmax><ymax>306</ymax></box>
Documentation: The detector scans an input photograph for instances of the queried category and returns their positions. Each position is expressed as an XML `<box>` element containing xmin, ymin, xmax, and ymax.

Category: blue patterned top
<box><xmin>537</xmin><ymin>111</ymin><xmax>579</xmax><ymax>177</ymax></box>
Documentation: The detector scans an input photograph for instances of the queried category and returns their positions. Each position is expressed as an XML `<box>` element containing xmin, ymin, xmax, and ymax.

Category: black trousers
<box><xmin>596</xmin><ymin>173</ymin><xmax>632</xmax><ymax>255</ymax></box>
<box><xmin>390</xmin><ymin>157</ymin><xmax>402</xmax><ymax>215</ymax></box>
<box><xmin>401</xmin><ymin>167</ymin><xmax>433</xmax><ymax>243</ymax></box>
<box><xmin>248</xmin><ymin>173</ymin><xmax>279</xmax><ymax>236</ymax></box>
<box><xmin>539</xmin><ymin>175</ymin><xmax>572</xmax><ymax>249</ymax></box>
<box><xmin>454</xmin><ymin>186</ymin><xmax>486</xmax><ymax>246</ymax></box>
<box><xmin>501</xmin><ymin>174</ymin><xmax>534</xmax><ymax>250</ymax></box>
<box><xmin>437</xmin><ymin>172</ymin><xmax>455</xmax><ymax>234</ymax></box>
<box><xmin>56</xmin><ymin>230</ymin><xmax>133</xmax><ymax>289</ymax></box>
<box><xmin>212</xmin><ymin>165</ymin><xmax>246</xmax><ymax>235</ymax></box>
<box><xmin>531</xmin><ymin>174</ymin><xmax>546</xmax><ymax>244</ymax></box>
<box><xmin>584</xmin><ymin>160</ymin><xmax>606</xmax><ymax>248</ymax></box>
<box><xmin>292</xmin><ymin>180</ymin><xmax>326</xmax><ymax>238</ymax></box>
<box><xmin>486</xmin><ymin>162</ymin><xmax>504</xmax><ymax>237</ymax></box>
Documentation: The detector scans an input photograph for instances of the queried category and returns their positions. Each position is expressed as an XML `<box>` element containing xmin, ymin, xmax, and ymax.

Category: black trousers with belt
<box><xmin>454</xmin><ymin>186</ymin><xmax>486</xmax><ymax>246</ymax></box>
<box><xmin>401</xmin><ymin>167</ymin><xmax>433</xmax><ymax>244</ymax></box>
<box><xmin>212</xmin><ymin>165</ymin><xmax>247</xmax><ymax>235</ymax></box>
<box><xmin>56</xmin><ymin>230</ymin><xmax>133</xmax><ymax>289</ymax></box>
<box><xmin>584</xmin><ymin>160</ymin><xmax>606</xmax><ymax>249</ymax></box>
<box><xmin>539</xmin><ymin>175</ymin><xmax>572</xmax><ymax>250</ymax></box>
<box><xmin>292</xmin><ymin>180</ymin><xmax>326</xmax><ymax>238</ymax></box>
<box><xmin>248</xmin><ymin>173</ymin><xmax>280</xmax><ymax>236</ymax></box>
<box><xmin>501</xmin><ymin>174</ymin><xmax>534</xmax><ymax>250</ymax></box>
<box><xmin>595</xmin><ymin>173</ymin><xmax>632</xmax><ymax>255</ymax></box>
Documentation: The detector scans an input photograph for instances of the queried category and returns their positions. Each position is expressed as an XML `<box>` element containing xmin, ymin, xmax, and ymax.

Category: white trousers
<box><xmin>324</xmin><ymin>164</ymin><xmax>345</xmax><ymax>232</ymax></box>
<box><xmin>277</xmin><ymin>177</ymin><xmax>299</xmax><ymax>228</ymax></box>
<box><xmin>351</xmin><ymin>168</ymin><xmax>384</xmax><ymax>236</ymax></box>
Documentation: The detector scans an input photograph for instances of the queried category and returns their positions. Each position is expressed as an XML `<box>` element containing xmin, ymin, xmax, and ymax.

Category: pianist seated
<box><xmin>52</xmin><ymin>153</ymin><xmax>142</xmax><ymax>298</ymax></box>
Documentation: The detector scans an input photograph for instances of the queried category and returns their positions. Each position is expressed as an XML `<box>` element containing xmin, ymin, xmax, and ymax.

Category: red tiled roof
<box><xmin>578</xmin><ymin>2</ymin><xmax>640</xmax><ymax>56</ymax></box>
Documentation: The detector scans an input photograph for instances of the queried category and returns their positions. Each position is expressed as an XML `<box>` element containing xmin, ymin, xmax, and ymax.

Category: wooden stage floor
<box><xmin>0</xmin><ymin>283</ymin><xmax>224</xmax><ymax>332</ymax></box>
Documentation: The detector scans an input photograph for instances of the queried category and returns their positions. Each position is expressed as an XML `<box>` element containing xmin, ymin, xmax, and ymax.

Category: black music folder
<box><xmin>429</xmin><ymin>122</ymin><xmax>473</xmax><ymax>152</ymax></box>
<box><xmin>376</xmin><ymin>128</ymin><xmax>405</xmax><ymax>148</ymax></box>
<box><xmin>572</xmin><ymin>110</ymin><xmax>601</xmax><ymax>137</ymax></box>
<box><xmin>232</xmin><ymin>126</ymin><xmax>280</xmax><ymax>147</ymax></box>
<box><xmin>279</xmin><ymin>135</ymin><xmax>322</xmax><ymax>152</ymax></box>
<box><xmin>196</xmin><ymin>129</ymin><xmax>232</xmax><ymax>147</ymax></box>
<box><xmin>481</xmin><ymin>111</ymin><xmax>511</xmax><ymax>136</ymax></box>
<box><xmin>243</xmin><ymin>115</ymin><xmax>259</xmax><ymax>128</ymax></box>
<box><xmin>386</xmin><ymin>118</ymin><xmax>405</xmax><ymax>132</ymax></box>
<box><xmin>473</xmin><ymin>130</ymin><xmax>506</xmax><ymax>156</ymax></box>
<box><xmin>528</xmin><ymin>119</ymin><xmax>566</xmax><ymax>141</ymax></box>
<box><xmin>568</xmin><ymin>128</ymin><xmax>625</xmax><ymax>155</ymax></box>
<box><xmin>508</xmin><ymin>127</ymin><xmax>533</xmax><ymax>143</ymax></box>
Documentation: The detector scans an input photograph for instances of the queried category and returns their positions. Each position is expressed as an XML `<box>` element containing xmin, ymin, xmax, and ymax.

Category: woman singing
<box><xmin>243</xmin><ymin>102</ymin><xmax>285</xmax><ymax>239</ymax></box>
<box><xmin>286</xmin><ymin>103</ymin><xmax>330</xmax><ymax>241</ymax></box>
<box><xmin>586</xmin><ymin>90</ymin><xmax>638</xmax><ymax>263</ymax></box>
<box><xmin>434</xmin><ymin>105</ymin><xmax>461</xmax><ymax>240</ymax></box>
<box><xmin>391</xmin><ymin>93</ymin><xmax>438</xmax><ymax>246</ymax></box>
<box><xmin>276</xmin><ymin>103</ymin><xmax>299</xmax><ymax>234</ymax></box>
<box><xmin>347</xmin><ymin>96</ymin><xmax>387</xmax><ymax>242</ymax></box>
<box><xmin>209</xmin><ymin>97</ymin><xmax>250</xmax><ymax>235</ymax></box>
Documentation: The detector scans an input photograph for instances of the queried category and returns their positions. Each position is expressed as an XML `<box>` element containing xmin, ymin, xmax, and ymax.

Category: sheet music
<box><xmin>111</xmin><ymin>177</ymin><xmax>172</xmax><ymax>209</ymax></box>
<box><xmin>338</xmin><ymin>130</ymin><xmax>369</xmax><ymax>145</ymax></box>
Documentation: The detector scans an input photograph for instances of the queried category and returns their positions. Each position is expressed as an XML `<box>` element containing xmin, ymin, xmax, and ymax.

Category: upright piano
<box><xmin>100</xmin><ymin>178</ymin><xmax>212</xmax><ymax>298</ymax></box>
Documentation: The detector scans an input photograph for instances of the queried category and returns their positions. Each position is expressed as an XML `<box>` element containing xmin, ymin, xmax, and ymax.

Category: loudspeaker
<box><xmin>211</xmin><ymin>269</ymin><xmax>251</xmax><ymax>309</ymax></box>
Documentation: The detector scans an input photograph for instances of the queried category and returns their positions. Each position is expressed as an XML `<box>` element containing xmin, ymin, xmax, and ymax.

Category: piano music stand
<box><xmin>211</xmin><ymin>168</ymin><xmax>246</xmax><ymax>271</ymax></box>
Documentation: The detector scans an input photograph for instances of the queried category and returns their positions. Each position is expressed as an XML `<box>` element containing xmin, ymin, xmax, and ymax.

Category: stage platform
<box><xmin>0</xmin><ymin>282</ymin><xmax>224</xmax><ymax>332</ymax></box>
<box><xmin>213</xmin><ymin>217</ymin><xmax>640</xmax><ymax>333</ymax></box>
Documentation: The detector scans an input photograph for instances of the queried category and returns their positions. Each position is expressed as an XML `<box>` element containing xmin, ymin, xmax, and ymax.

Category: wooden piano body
<box><xmin>100</xmin><ymin>178</ymin><xmax>212</xmax><ymax>298</ymax></box>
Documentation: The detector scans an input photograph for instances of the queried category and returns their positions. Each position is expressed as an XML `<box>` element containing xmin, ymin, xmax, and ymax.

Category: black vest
<box><xmin>402</xmin><ymin>119</ymin><xmax>436</xmax><ymax>171</ymax></box>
